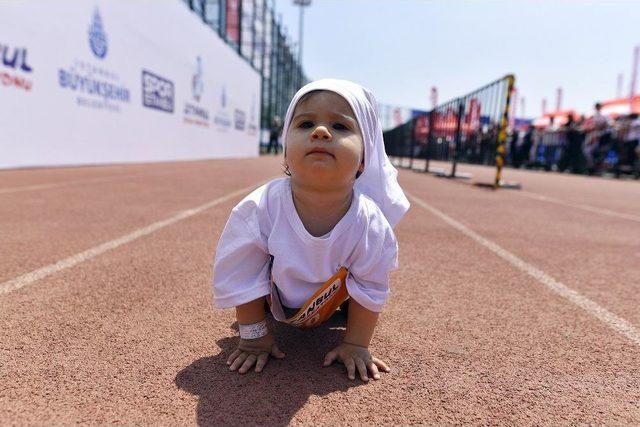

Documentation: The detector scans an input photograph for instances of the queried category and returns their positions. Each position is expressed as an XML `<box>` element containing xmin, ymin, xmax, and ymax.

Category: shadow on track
<box><xmin>175</xmin><ymin>313</ymin><xmax>363</xmax><ymax>426</ymax></box>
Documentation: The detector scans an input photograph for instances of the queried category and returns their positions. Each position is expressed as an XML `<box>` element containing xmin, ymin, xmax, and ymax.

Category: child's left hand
<box><xmin>323</xmin><ymin>342</ymin><xmax>390</xmax><ymax>382</ymax></box>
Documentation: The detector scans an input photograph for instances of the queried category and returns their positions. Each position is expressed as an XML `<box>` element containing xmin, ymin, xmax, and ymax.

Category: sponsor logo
<box><xmin>296</xmin><ymin>280</ymin><xmax>341</xmax><ymax>323</ymax></box>
<box><xmin>183</xmin><ymin>56</ymin><xmax>209</xmax><ymax>127</ymax></box>
<box><xmin>213</xmin><ymin>85</ymin><xmax>231</xmax><ymax>130</ymax></box>
<box><xmin>58</xmin><ymin>65</ymin><xmax>129</xmax><ymax>103</ymax></box>
<box><xmin>183</xmin><ymin>103</ymin><xmax>209</xmax><ymax>124</ymax></box>
<box><xmin>142</xmin><ymin>70</ymin><xmax>174</xmax><ymax>113</ymax></box>
<box><xmin>57</xmin><ymin>8</ymin><xmax>130</xmax><ymax>112</ymax></box>
<box><xmin>88</xmin><ymin>8</ymin><xmax>108</xmax><ymax>59</ymax></box>
<box><xmin>234</xmin><ymin>108</ymin><xmax>246</xmax><ymax>131</ymax></box>
<box><xmin>192</xmin><ymin>56</ymin><xmax>203</xmax><ymax>102</ymax></box>
<box><xmin>247</xmin><ymin>93</ymin><xmax>258</xmax><ymax>136</ymax></box>
<box><xmin>1</xmin><ymin>43</ymin><xmax>33</xmax><ymax>91</ymax></box>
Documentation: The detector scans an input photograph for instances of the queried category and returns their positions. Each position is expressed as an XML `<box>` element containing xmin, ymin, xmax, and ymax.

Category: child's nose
<box><xmin>311</xmin><ymin>126</ymin><xmax>332</xmax><ymax>141</ymax></box>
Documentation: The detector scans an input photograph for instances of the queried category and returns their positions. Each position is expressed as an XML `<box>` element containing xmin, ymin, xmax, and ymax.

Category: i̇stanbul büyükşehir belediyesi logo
<box><xmin>1</xmin><ymin>43</ymin><xmax>33</xmax><ymax>91</ymax></box>
<box><xmin>57</xmin><ymin>7</ymin><xmax>130</xmax><ymax>112</ymax></box>
<box><xmin>88</xmin><ymin>8</ymin><xmax>108</xmax><ymax>60</ymax></box>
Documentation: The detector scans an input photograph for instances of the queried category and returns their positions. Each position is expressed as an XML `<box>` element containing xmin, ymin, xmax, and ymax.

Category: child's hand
<box><xmin>227</xmin><ymin>333</ymin><xmax>285</xmax><ymax>374</ymax></box>
<box><xmin>323</xmin><ymin>342</ymin><xmax>390</xmax><ymax>382</ymax></box>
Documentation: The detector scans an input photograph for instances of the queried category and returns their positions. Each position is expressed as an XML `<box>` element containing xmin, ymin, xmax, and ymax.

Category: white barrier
<box><xmin>0</xmin><ymin>0</ymin><xmax>261</xmax><ymax>169</ymax></box>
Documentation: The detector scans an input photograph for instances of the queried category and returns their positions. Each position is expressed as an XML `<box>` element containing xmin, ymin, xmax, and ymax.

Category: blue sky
<box><xmin>273</xmin><ymin>0</ymin><xmax>640</xmax><ymax>117</ymax></box>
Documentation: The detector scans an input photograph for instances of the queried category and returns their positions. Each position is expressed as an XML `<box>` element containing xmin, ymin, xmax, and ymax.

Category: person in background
<box><xmin>509</xmin><ymin>130</ymin><xmax>519</xmax><ymax>167</ymax></box>
<box><xmin>559</xmin><ymin>114</ymin><xmax>585</xmax><ymax>174</ymax></box>
<box><xmin>541</xmin><ymin>116</ymin><xmax>557</xmax><ymax>171</ymax></box>
<box><xmin>479</xmin><ymin>124</ymin><xmax>496</xmax><ymax>165</ymax></box>
<box><xmin>622</xmin><ymin>113</ymin><xmax>640</xmax><ymax>178</ymax></box>
<box><xmin>518</xmin><ymin>125</ymin><xmax>534</xmax><ymax>168</ymax></box>
<box><xmin>586</xmin><ymin>102</ymin><xmax>610</xmax><ymax>174</ymax></box>
<box><xmin>611</xmin><ymin>116</ymin><xmax>626</xmax><ymax>177</ymax></box>
<box><xmin>635</xmin><ymin>118</ymin><xmax>640</xmax><ymax>179</ymax></box>
<box><xmin>575</xmin><ymin>115</ymin><xmax>587</xmax><ymax>173</ymax></box>
<box><xmin>267</xmin><ymin>115</ymin><xmax>283</xmax><ymax>155</ymax></box>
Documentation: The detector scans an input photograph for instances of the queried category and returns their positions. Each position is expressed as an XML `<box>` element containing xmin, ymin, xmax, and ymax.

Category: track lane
<box><xmin>0</xmin><ymin>157</ymin><xmax>282</xmax><ymax>283</ymax></box>
<box><xmin>397</xmin><ymin>168</ymin><xmax>640</xmax><ymax>327</ymax></box>
<box><xmin>0</xmin><ymin>159</ymin><xmax>232</xmax><ymax>189</ymax></box>
<box><xmin>402</xmin><ymin>159</ymin><xmax>640</xmax><ymax>219</ymax></box>
<box><xmin>1</xmin><ymin>157</ymin><xmax>639</xmax><ymax>424</ymax></box>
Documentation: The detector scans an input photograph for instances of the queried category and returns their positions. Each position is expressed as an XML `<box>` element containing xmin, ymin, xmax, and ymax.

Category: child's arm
<box><xmin>343</xmin><ymin>297</ymin><xmax>379</xmax><ymax>347</ymax></box>
<box><xmin>323</xmin><ymin>210</ymin><xmax>397</xmax><ymax>382</ymax></box>
<box><xmin>227</xmin><ymin>296</ymin><xmax>285</xmax><ymax>374</ymax></box>
<box><xmin>235</xmin><ymin>295</ymin><xmax>268</xmax><ymax>324</ymax></box>
<box><xmin>323</xmin><ymin>298</ymin><xmax>390</xmax><ymax>382</ymax></box>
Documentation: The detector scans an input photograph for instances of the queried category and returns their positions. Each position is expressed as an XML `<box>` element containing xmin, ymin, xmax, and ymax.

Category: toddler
<box><xmin>212</xmin><ymin>79</ymin><xmax>409</xmax><ymax>382</ymax></box>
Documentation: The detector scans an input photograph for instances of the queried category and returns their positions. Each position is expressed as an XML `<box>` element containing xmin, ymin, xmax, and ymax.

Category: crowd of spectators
<box><xmin>508</xmin><ymin>103</ymin><xmax>640</xmax><ymax>179</ymax></box>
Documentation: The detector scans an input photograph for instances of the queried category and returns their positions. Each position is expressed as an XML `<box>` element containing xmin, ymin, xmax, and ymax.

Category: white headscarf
<box><xmin>282</xmin><ymin>79</ymin><xmax>410</xmax><ymax>228</ymax></box>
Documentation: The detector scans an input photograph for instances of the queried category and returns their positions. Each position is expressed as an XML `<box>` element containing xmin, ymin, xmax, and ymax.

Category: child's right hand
<box><xmin>226</xmin><ymin>332</ymin><xmax>285</xmax><ymax>374</ymax></box>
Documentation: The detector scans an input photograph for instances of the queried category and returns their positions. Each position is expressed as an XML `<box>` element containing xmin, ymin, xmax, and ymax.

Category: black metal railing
<box><xmin>384</xmin><ymin>75</ymin><xmax>516</xmax><ymax>186</ymax></box>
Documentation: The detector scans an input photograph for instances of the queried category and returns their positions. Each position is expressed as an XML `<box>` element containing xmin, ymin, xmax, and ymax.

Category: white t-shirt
<box><xmin>212</xmin><ymin>177</ymin><xmax>398</xmax><ymax>313</ymax></box>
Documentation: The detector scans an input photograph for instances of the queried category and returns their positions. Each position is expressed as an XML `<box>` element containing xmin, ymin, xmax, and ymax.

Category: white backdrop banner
<box><xmin>0</xmin><ymin>0</ymin><xmax>261</xmax><ymax>169</ymax></box>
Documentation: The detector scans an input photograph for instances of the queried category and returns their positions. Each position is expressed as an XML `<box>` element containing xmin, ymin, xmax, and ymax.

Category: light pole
<box><xmin>293</xmin><ymin>0</ymin><xmax>311</xmax><ymax>85</ymax></box>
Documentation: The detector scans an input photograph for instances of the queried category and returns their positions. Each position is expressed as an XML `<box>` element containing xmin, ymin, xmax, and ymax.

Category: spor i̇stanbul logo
<box><xmin>142</xmin><ymin>70</ymin><xmax>174</xmax><ymax>114</ymax></box>
<box><xmin>88</xmin><ymin>8</ymin><xmax>108</xmax><ymax>59</ymax></box>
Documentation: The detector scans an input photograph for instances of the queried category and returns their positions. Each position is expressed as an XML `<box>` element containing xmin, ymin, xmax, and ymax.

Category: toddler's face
<box><xmin>286</xmin><ymin>91</ymin><xmax>364</xmax><ymax>188</ymax></box>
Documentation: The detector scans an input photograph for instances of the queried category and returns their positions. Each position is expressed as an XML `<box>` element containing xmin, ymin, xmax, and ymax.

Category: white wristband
<box><xmin>239</xmin><ymin>320</ymin><xmax>268</xmax><ymax>340</ymax></box>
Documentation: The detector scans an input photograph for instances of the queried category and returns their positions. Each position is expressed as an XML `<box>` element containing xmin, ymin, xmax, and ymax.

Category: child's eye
<box><xmin>333</xmin><ymin>123</ymin><xmax>349</xmax><ymax>131</ymax></box>
<box><xmin>298</xmin><ymin>121</ymin><xmax>313</xmax><ymax>128</ymax></box>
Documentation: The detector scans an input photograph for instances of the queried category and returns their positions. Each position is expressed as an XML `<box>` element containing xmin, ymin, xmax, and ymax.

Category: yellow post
<box><xmin>494</xmin><ymin>74</ymin><xmax>516</xmax><ymax>189</ymax></box>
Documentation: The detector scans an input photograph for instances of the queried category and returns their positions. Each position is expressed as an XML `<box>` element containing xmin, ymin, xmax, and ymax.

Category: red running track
<box><xmin>1</xmin><ymin>157</ymin><xmax>639</xmax><ymax>425</ymax></box>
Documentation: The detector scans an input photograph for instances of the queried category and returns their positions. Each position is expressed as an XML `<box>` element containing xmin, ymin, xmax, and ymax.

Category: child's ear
<box><xmin>283</xmin><ymin>162</ymin><xmax>291</xmax><ymax>176</ymax></box>
<box><xmin>355</xmin><ymin>159</ymin><xmax>364</xmax><ymax>178</ymax></box>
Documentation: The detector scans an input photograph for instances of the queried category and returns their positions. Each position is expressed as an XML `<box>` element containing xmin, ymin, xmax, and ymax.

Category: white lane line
<box><xmin>0</xmin><ymin>182</ymin><xmax>263</xmax><ymax>295</ymax></box>
<box><xmin>406</xmin><ymin>192</ymin><xmax>640</xmax><ymax>347</ymax></box>
<box><xmin>398</xmin><ymin>162</ymin><xmax>640</xmax><ymax>223</ymax></box>
<box><xmin>515</xmin><ymin>190</ymin><xmax>640</xmax><ymax>223</ymax></box>
<box><xmin>0</xmin><ymin>170</ymin><xmax>178</xmax><ymax>195</ymax></box>
<box><xmin>0</xmin><ymin>182</ymin><xmax>70</xmax><ymax>194</ymax></box>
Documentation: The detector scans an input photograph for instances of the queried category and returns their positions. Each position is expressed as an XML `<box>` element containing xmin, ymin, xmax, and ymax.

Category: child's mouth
<box><xmin>307</xmin><ymin>149</ymin><xmax>335</xmax><ymax>158</ymax></box>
